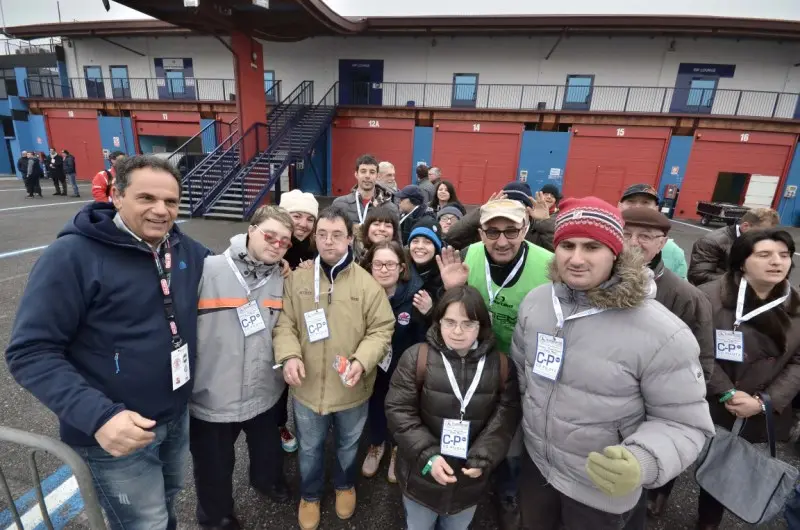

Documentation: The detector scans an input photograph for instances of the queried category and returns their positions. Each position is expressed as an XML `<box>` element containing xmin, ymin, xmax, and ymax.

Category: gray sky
<box><xmin>1</xmin><ymin>0</ymin><xmax>799</xmax><ymax>28</ymax></box>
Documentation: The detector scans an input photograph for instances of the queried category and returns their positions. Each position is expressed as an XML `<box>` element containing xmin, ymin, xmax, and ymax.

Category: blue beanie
<box><xmin>408</xmin><ymin>217</ymin><xmax>442</xmax><ymax>252</ymax></box>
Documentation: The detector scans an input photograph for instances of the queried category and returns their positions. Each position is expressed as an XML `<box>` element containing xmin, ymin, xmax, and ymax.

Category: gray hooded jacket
<box><xmin>511</xmin><ymin>249</ymin><xmax>714</xmax><ymax>515</ymax></box>
<box><xmin>190</xmin><ymin>233</ymin><xmax>286</xmax><ymax>423</ymax></box>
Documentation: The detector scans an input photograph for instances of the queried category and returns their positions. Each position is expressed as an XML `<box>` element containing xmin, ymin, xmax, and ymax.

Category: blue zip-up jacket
<box><xmin>386</xmin><ymin>271</ymin><xmax>429</xmax><ymax>374</ymax></box>
<box><xmin>5</xmin><ymin>203</ymin><xmax>210</xmax><ymax>447</ymax></box>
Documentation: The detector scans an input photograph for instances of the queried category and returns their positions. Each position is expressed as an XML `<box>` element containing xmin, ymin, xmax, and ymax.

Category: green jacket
<box><xmin>662</xmin><ymin>238</ymin><xmax>688</xmax><ymax>279</ymax></box>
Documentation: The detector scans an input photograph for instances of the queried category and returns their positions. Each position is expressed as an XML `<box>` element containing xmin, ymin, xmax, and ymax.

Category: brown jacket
<box><xmin>698</xmin><ymin>274</ymin><xmax>800</xmax><ymax>442</ymax></box>
<box><xmin>688</xmin><ymin>225</ymin><xmax>736</xmax><ymax>286</ymax></box>
<box><xmin>386</xmin><ymin>330</ymin><xmax>520</xmax><ymax>515</ymax></box>
<box><xmin>653</xmin><ymin>257</ymin><xmax>716</xmax><ymax>381</ymax></box>
<box><xmin>445</xmin><ymin>208</ymin><xmax>555</xmax><ymax>252</ymax></box>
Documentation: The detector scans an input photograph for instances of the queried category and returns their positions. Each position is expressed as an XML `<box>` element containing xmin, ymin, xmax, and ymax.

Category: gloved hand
<box><xmin>586</xmin><ymin>446</ymin><xmax>641</xmax><ymax>497</ymax></box>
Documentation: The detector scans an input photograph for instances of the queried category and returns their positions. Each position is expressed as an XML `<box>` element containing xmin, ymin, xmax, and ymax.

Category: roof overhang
<box><xmin>6</xmin><ymin>2</ymin><xmax>800</xmax><ymax>42</ymax></box>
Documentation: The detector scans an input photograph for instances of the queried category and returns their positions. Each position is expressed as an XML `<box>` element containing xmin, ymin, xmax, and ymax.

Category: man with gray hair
<box><xmin>6</xmin><ymin>155</ymin><xmax>211</xmax><ymax>530</ymax></box>
<box><xmin>377</xmin><ymin>161</ymin><xmax>398</xmax><ymax>192</ymax></box>
<box><xmin>418</xmin><ymin>166</ymin><xmax>440</xmax><ymax>204</ymax></box>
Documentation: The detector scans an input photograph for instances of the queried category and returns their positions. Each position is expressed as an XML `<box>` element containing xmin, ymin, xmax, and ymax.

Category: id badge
<box><xmin>304</xmin><ymin>308</ymin><xmax>330</xmax><ymax>343</ymax></box>
<box><xmin>378</xmin><ymin>345</ymin><xmax>393</xmax><ymax>372</ymax></box>
<box><xmin>441</xmin><ymin>419</ymin><xmax>470</xmax><ymax>459</ymax></box>
<box><xmin>533</xmin><ymin>333</ymin><xmax>564</xmax><ymax>381</ymax></box>
<box><xmin>237</xmin><ymin>300</ymin><xmax>266</xmax><ymax>337</ymax></box>
<box><xmin>171</xmin><ymin>343</ymin><xmax>191</xmax><ymax>391</ymax></box>
<box><xmin>715</xmin><ymin>329</ymin><xmax>744</xmax><ymax>362</ymax></box>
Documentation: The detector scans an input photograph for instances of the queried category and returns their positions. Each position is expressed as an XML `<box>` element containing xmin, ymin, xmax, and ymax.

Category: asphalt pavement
<box><xmin>0</xmin><ymin>176</ymin><xmax>798</xmax><ymax>530</ymax></box>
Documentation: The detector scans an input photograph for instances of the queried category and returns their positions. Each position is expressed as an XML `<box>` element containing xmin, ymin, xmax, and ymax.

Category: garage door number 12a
<box><xmin>368</xmin><ymin>120</ymin><xmax>380</xmax><ymax>128</ymax></box>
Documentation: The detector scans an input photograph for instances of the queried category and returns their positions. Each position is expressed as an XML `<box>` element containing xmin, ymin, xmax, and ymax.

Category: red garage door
<box><xmin>563</xmin><ymin>125</ymin><xmax>671</xmax><ymax>204</ymax></box>
<box><xmin>432</xmin><ymin>121</ymin><xmax>522</xmax><ymax>205</ymax></box>
<box><xmin>44</xmin><ymin>109</ymin><xmax>103</xmax><ymax>181</ymax></box>
<box><xmin>132</xmin><ymin>111</ymin><xmax>201</xmax><ymax>138</ymax></box>
<box><xmin>331</xmin><ymin>117</ymin><xmax>414</xmax><ymax>196</ymax></box>
<box><xmin>674</xmin><ymin>129</ymin><xmax>796</xmax><ymax>219</ymax></box>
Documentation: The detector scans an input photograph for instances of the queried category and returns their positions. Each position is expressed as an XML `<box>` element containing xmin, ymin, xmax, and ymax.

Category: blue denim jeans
<box><xmin>402</xmin><ymin>495</ymin><xmax>477</xmax><ymax>530</ymax></box>
<box><xmin>72</xmin><ymin>410</ymin><xmax>189</xmax><ymax>530</ymax></box>
<box><xmin>66</xmin><ymin>173</ymin><xmax>79</xmax><ymax>196</ymax></box>
<box><xmin>293</xmin><ymin>398</ymin><xmax>368</xmax><ymax>501</ymax></box>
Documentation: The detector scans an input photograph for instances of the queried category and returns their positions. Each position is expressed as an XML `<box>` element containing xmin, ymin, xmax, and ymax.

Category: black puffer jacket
<box><xmin>688</xmin><ymin>225</ymin><xmax>736</xmax><ymax>286</ymax></box>
<box><xmin>386</xmin><ymin>328</ymin><xmax>520</xmax><ymax>515</ymax></box>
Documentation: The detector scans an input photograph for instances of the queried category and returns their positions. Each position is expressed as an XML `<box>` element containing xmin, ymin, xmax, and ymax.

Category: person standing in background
<box><xmin>49</xmin><ymin>148</ymin><xmax>66</xmax><ymax>196</ymax></box>
<box><xmin>377</xmin><ymin>161</ymin><xmax>399</xmax><ymax>192</ymax></box>
<box><xmin>92</xmin><ymin>151</ymin><xmax>126</xmax><ymax>203</ymax></box>
<box><xmin>62</xmin><ymin>150</ymin><xmax>79</xmax><ymax>198</ymax></box>
<box><xmin>332</xmin><ymin>154</ymin><xmax>398</xmax><ymax>229</ymax></box>
<box><xmin>24</xmin><ymin>151</ymin><xmax>43</xmax><ymax>199</ymax></box>
<box><xmin>280</xmin><ymin>189</ymin><xmax>318</xmax><ymax>271</ymax></box>
<box><xmin>16</xmin><ymin>150</ymin><xmax>28</xmax><ymax>179</ymax></box>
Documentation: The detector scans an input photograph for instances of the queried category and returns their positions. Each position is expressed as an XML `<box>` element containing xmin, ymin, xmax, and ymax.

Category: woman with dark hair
<box><xmin>360</xmin><ymin>241</ymin><xmax>429</xmax><ymax>484</ymax></box>
<box><xmin>407</xmin><ymin>217</ymin><xmax>445</xmax><ymax>307</ymax></box>
<box><xmin>386</xmin><ymin>285</ymin><xmax>520</xmax><ymax>530</ymax></box>
<box><xmin>695</xmin><ymin>228</ymin><xmax>800</xmax><ymax>530</ymax></box>
<box><xmin>356</xmin><ymin>206</ymin><xmax>402</xmax><ymax>264</ymax></box>
<box><xmin>430</xmin><ymin>180</ymin><xmax>466</xmax><ymax>214</ymax></box>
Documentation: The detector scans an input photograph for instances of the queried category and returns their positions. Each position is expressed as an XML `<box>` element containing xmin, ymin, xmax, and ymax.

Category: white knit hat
<box><xmin>279</xmin><ymin>189</ymin><xmax>319</xmax><ymax>218</ymax></box>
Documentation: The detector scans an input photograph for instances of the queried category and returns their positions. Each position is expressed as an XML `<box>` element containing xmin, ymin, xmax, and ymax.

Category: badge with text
<box><xmin>715</xmin><ymin>329</ymin><xmax>744</xmax><ymax>362</ymax></box>
<box><xmin>440</xmin><ymin>419</ymin><xmax>470</xmax><ymax>459</ymax></box>
<box><xmin>533</xmin><ymin>333</ymin><xmax>564</xmax><ymax>381</ymax></box>
<box><xmin>237</xmin><ymin>301</ymin><xmax>266</xmax><ymax>337</ymax></box>
<box><xmin>304</xmin><ymin>308</ymin><xmax>330</xmax><ymax>343</ymax></box>
<box><xmin>378</xmin><ymin>345</ymin><xmax>393</xmax><ymax>372</ymax></box>
<box><xmin>171</xmin><ymin>343</ymin><xmax>191</xmax><ymax>391</ymax></box>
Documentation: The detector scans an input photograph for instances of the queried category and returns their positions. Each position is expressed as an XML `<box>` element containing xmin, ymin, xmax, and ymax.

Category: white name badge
<box><xmin>533</xmin><ymin>333</ymin><xmax>564</xmax><ymax>381</ymax></box>
<box><xmin>304</xmin><ymin>308</ymin><xmax>330</xmax><ymax>343</ymax></box>
<box><xmin>441</xmin><ymin>419</ymin><xmax>470</xmax><ymax>459</ymax></box>
<box><xmin>237</xmin><ymin>301</ymin><xmax>266</xmax><ymax>337</ymax></box>
<box><xmin>715</xmin><ymin>329</ymin><xmax>744</xmax><ymax>362</ymax></box>
<box><xmin>171</xmin><ymin>343</ymin><xmax>191</xmax><ymax>391</ymax></box>
<box><xmin>378</xmin><ymin>345</ymin><xmax>393</xmax><ymax>372</ymax></box>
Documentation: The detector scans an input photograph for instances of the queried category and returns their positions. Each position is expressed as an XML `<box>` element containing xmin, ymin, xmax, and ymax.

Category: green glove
<box><xmin>585</xmin><ymin>446</ymin><xmax>641</xmax><ymax>497</ymax></box>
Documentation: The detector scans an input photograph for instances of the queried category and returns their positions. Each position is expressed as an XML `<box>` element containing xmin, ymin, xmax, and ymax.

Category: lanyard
<box><xmin>734</xmin><ymin>277</ymin><xmax>789</xmax><ymax>329</ymax></box>
<box><xmin>551</xmin><ymin>285</ymin><xmax>606</xmax><ymax>331</ymax></box>
<box><xmin>152</xmin><ymin>241</ymin><xmax>183</xmax><ymax>348</ymax></box>
<box><xmin>441</xmin><ymin>353</ymin><xmax>486</xmax><ymax>419</ymax></box>
<box><xmin>355</xmin><ymin>192</ymin><xmax>370</xmax><ymax>224</ymax></box>
<box><xmin>224</xmin><ymin>251</ymin><xmax>270</xmax><ymax>299</ymax></box>
<box><xmin>313</xmin><ymin>254</ymin><xmax>348</xmax><ymax>304</ymax></box>
<box><xmin>485</xmin><ymin>247</ymin><xmax>526</xmax><ymax>306</ymax></box>
<box><xmin>400</xmin><ymin>206</ymin><xmax>419</xmax><ymax>225</ymax></box>
<box><xmin>736</xmin><ymin>225</ymin><xmax>741</xmax><ymax>238</ymax></box>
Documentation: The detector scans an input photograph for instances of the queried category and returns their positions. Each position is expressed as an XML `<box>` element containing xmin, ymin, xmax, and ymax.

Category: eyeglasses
<box><xmin>440</xmin><ymin>319</ymin><xmax>479</xmax><ymax>331</ymax></box>
<box><xmin>256</xmin><ymin>226</ymin><xmax>292</xmax><ymax>249</ymax></box>
<box><xmin>623</xmin><ymin>232</ymin><xmax>664</xmax><ymax>244</ymax></box>
<box><xmin>371</xmin><ymin>261</ymin><xmax>400</xmax><ymax>272</ymax></box>
<box><xmin>315</xmin><ymin>232</ymin><xmax>348</xmax><ymax>243</ymax></box>
<box><xmin>480</xmin><ymin>226</ymin><xmax>524</xmax><ymax>240</ymax></box>
<box><xmin>440</xmin><ymin>215</ymin><xmax>458</xmax><ymax>224</ymax></box>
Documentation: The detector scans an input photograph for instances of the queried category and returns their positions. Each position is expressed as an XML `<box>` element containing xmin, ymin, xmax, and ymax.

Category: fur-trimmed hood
<box><xmin>548</xmin><ymin>247</ymin><xmax>653</xmax><ymax>310</ymax></box>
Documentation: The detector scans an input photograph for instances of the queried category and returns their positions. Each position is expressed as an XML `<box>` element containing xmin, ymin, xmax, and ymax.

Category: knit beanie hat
<box><xmin>539</xmin><ymin>184</ymin><xmax>562</xmax><ymax>201</ymax></box>
<box><xmin>502</xmin><ymin>181</ymin><xmax>533</xmax><ymax>207</ymax></box>
<box><xmin>437</xmin><ymin>205</ymin><xmax>464</xmax><ymax>221</ymax></box>
<box><xmin>554</xmin><ymin>197</ymin><xmax>624</xmax><ymax>256</ymax></box>
<box><xmin>279</xmin><ymin>189</ymin><xmax>319</xmax><ymax>218</ymax></box>
<box><xmin>408</xmin><ymin>217</ymin><xmax>442</xmax><ymax>252</ymax></box>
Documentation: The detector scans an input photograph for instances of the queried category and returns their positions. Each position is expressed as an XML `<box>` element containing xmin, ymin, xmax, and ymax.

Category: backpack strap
<box><xmin>498</xmin><ymin>354</ymin><xmax>509</xmax><ymax>393</ymax></box>
<box><xmin>415</xmin><ymin>343</ymin><xmax>429</xmax><ymax>391</ymax></box>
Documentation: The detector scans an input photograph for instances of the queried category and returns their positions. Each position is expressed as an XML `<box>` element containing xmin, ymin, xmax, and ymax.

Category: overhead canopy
<box><xmin>6</xmin><ymin>0</ymin><xmax>800</xmax><ymax>41</ymax></box>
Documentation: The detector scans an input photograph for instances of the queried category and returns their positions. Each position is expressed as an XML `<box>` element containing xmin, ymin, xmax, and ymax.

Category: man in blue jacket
<box><xmin>6</xmin><ymin>155</ymin><xmax>210</xmax><ymax>530</ymax></box>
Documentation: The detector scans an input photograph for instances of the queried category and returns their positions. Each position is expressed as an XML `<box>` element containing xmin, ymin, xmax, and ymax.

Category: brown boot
<box><xmin>335</xmin><ymin>487</ymin><xmax>356</xmax><ymax>520</ymax></box>
<box><xmin>298</xmin><ymin>499</ymin><xmax>320</xmax><ymax>530</ymax></box>
<box><xmin>647</xmin><ymin>491</ymin><xmax>670</xmax><ymax>518</ymax></box>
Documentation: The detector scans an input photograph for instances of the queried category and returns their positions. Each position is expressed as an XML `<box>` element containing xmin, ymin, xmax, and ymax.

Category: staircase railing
<box><xmin>167</xmin><ymin>116</ymin><xmax>238</xmax><ymax>180</ymax></box>
<box><xmin>241</xmin><ymin>82</ymin><xmax>339</xmax><ymax>220</ymax></box>
<box><xmin>267</xmin><ymin>81</ymin><xmax>314</xmax><ymax>143</ymax></box>
<box><xmin>187</xmin><ymin>122</ymin><xmax>268</xmax><ymax>216</ymax></box>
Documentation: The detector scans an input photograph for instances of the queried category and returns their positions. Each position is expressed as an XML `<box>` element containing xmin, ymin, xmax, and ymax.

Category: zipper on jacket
<box><xmin>114</xmin><ymin>353</ymin><xmax>120</xmax><ymax>374</ymax></box>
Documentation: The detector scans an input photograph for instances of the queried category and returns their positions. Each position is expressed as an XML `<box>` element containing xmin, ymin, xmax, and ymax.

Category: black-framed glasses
<box><xmin>371</xmin><ymin>261</ymin><xmax>400</xmax><ymax>272</ymax></box>
<box><xmin>481</xmin><ymin>227</ymin><xmax>523</xmax><ymax>240</ymax></box>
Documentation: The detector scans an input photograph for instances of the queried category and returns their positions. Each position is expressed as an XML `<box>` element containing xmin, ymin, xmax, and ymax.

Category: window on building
<box><xmin>264</xmin><ymin>70</ymin><xmax>277</xmax><ymax>102</ymax></box>
<box><xmin>0</xmin><ymin>69</ymin><xmax>16</xmax><ymax>98</ymax></box>
<box><xmin>563</xmin><ymin>75</ymin><xmax>594</xmax><ymax>110</ymax></box>
<box><xmin>686</xmin><ymin>78</ymin><xmax>717</xmax><ymax>110</ymax></box>
<box><xmin>452</xmin><ymin>73</ymin><xmax>478</xmax><ymax>108</ymax></box>
<box><xmin>84</xmin><ymin>66</ymin><xmax>105</xmax><ymax>98</ymax></box>
<box><xmin>110</xmin><ymin>65</ymin><xmax>130</xmax><ymax>99</ymax></box>
<box><xmin>166</xmin><ymin>70</ymin><xmax>185</xmax><ymax>96</ymax></box>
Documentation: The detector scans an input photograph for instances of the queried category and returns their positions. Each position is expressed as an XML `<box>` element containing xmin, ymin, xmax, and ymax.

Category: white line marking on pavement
<box><xmin>671</xmin><ymin>219</ymin><xmax>800</xmax><ymax>257</ymax></box>
<box><xmin>0</xmin><ymin>184</ymin><xmax>90</xmax><ymax>192</ymax></box>
<box><xmin>2</xmin><ymin>476</ymin><xmax>78</xmax><ymax>530</ymax></box>
<box><xmin>0</xmin><ymin>201</ymin><xmax>90</xmax><ymax>213</ymax></box>
<box><xmin>0</xmin><ymin>273</ymin><xmax>29</xmax><ymax>283</ymax></box>
<box><xmin>0</xmin><ymin>246</ymin><xmax>49</xmax><ymax>259</ymax></box>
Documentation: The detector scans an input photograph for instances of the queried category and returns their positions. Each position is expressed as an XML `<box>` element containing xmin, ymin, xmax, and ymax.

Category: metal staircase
<box><xmin>203</xmin><ymin>83</ymin><xmax>338</xmax><ymax>221</ymax></box>
<box><xmin>178</xmin><ymin>81</ymin><xmax>313</xmax><ymax>217</ymax></box>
